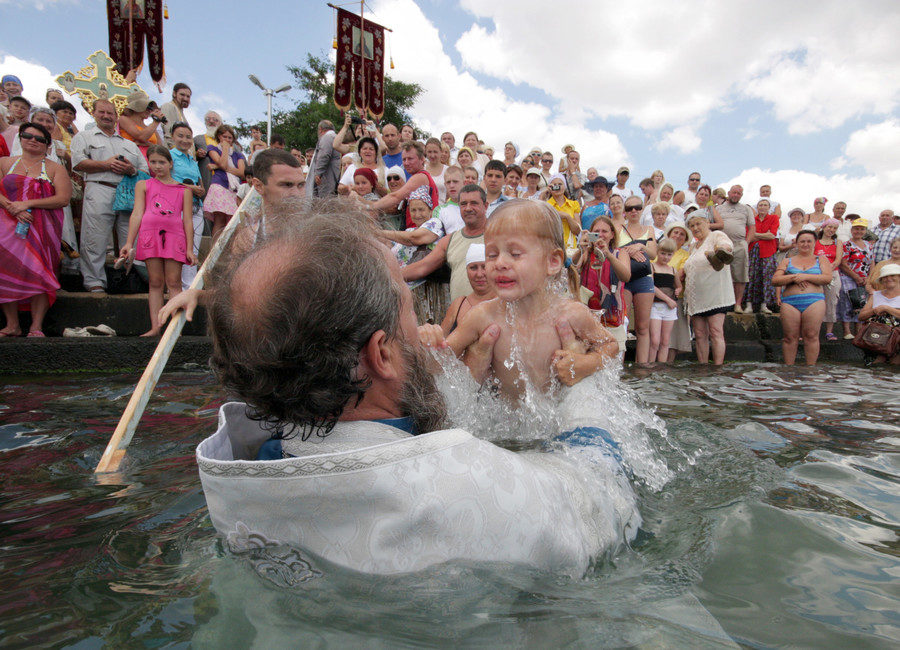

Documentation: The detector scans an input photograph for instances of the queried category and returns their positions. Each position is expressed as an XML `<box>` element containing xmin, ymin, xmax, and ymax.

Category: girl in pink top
<box><xmin>121</xmin><ymin>145</ymin><xmax>197</xmax><ymax>336</ymax></box>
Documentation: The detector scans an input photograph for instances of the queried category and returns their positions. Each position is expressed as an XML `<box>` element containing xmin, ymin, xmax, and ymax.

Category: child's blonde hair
<box><xmin>657</xmin><ymin>237</ymin><xmax>677</xmax><ymax>254</ymax></box>
<box><xmin>486</xmin><ymin>199</ymin><xmax>579</xmax><ymax>296</ymax></box>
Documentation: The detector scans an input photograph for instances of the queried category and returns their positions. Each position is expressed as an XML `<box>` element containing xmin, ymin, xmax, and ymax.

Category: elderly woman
<box><xmin>440</xmin><ymin>244</ymin><xmax>496</xmax><ymax>335</ymax></box>
<box><xmin>836</xmin><ymin>217</ymin><xmax>872</xmax><ymax>339</ymax></box>
<box><xmin>643</xmin><ymin>183</ymin><xmax>683</xmax><ymax>226</ymax></box>
<box><xmin>744</xmin><ymin>198</ymin><xmax>780</xmax><ymax>314</ymax></box>
<box><xmin>867</xmin><ymin>238</ymin><xmax>900</xmax><ymax>292</ymax></box>
<box><xmin>815</xmin><ymin>218</ymin><xmax>844</xmax><ymax>340</ymax></box>
<box><xmin>337</xmin><ymin>136</ymin><xmax>386</xmax><ymax>196</ymax></box>
<box><xmin>857</xmin><ymin>263</ymin><xmax>900</xmax><ymax>364</ymax></box>
<box><xmin>772</xmin><ymin>230</ymin><xmax>832</xmax><ymax>365</ymax></box>
<box><xmin>118</xmin><ymin>91</ymin><xmax>164</xmax><ymax>159</ymax></box>
<box><xmin>682</xmin><ymin>211</ymin><xmax>734</xmax><ymax>365</ymax></box>
<box><xmin>0</xmin><ymin>122</ymin><xmax>72</xmax><ymax>337</ymax></box>
<box><xmin>502</xmin><ymin>142</ymin><xmax>519</xmax><ymax>168</ymax></box>
<box><xmin>205</xmin><ymin>124</ymin><xmax>246</xmax><ymax>242</ymax></box>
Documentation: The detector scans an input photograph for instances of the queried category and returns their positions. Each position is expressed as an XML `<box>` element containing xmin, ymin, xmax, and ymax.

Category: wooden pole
<box><xmin>359</xmin><ymin>0</ymin><xmax>366</xmax><ymax>116</ymax></box>
<box><xmin>94</xmin><ymin>191</ymin><xmax>256</xmax><ymax>474</ymax></box>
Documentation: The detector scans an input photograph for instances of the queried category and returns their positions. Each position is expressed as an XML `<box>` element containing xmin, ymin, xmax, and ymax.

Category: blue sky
<box><xmin>3</xmin><ymin>0</ymin><xmax>900</xmax><ymax>219</ymax></box>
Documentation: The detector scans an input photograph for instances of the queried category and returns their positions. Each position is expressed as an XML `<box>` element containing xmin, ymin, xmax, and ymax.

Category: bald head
<box><xmin>209</xmin><ymin>200</ymin><xmax>403</xmax><ymax>434</ymax></box>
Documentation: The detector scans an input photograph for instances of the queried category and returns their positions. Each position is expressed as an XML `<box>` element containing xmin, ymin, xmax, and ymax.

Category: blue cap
<box><xmin>1</xmin><ymin>75</ymin><xmax>22</xmax><ymax>87</ymax></box>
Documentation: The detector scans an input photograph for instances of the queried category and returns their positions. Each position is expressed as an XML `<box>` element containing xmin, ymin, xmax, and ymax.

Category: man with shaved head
<box><xmin>195</xmin><ymin>199</ymin><xmax>640</xmax><ymax>576</ymax></box>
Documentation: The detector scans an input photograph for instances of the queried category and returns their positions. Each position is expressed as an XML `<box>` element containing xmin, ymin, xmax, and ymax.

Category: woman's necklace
<box><xmin>19</xmin><ymin>156</ymin><xmax>45</xmax><ymax>178</ymax></box>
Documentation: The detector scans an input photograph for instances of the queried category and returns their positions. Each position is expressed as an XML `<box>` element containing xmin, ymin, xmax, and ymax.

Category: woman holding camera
<box><xmin>574</xmin><ymin>215</ymin><xmax>632</xmax><ymax>352</ymax></box>
<box><xmin>118</xmin><ymin>91</ymin><xmax>165</xmax><ymax>161</ymax></box>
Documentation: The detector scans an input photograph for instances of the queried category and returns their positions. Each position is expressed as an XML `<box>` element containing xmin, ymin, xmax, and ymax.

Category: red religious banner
<box><xmin>107</xmin><ymin>0</ymin><xmax>165</xmax><ymax>83</ymax></box>
<box><xmin>334</xmin><ymin>8</ymin><xmax>386</xmax><ymax>119</ymax></box>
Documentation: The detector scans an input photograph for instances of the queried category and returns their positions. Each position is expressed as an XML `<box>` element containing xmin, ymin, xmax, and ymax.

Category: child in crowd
<box><xmin>120</xmin><ymin>145</ymin><xmax>197</xmax><ymax>336</ymax></box>
<box><xmin>392</xmin><ymin>186</ymin><xmax>438</xmax><ymax>266</ymax></box>
<box><xmin>350</xmin><ymin>167</ymin><xmax>380</xmax><ymax>204</ymax></box>
<box><xmin>431</xmin><ymin>200</ymin><xmax>618</xmax><ymax>402</ymax></box>
<box><xmin>648</xmin><ymin>238</ymin><xmax>680</xmax><ymax>363</ymax></box>
<box><xmin>462</xmin><ymin>166</ymin><xmax>479</xmax><ymax>186</ymax></box>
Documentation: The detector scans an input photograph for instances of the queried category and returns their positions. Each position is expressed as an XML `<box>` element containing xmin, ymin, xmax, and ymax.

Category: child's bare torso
<box><xmin>481</xmin><ymin>299</ymin><xmax>566</xmax><ymax>400</ymax></box>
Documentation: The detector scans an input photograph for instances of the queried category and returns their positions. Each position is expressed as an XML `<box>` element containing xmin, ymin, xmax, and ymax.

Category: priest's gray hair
<box><xmin>208</xmin><ymin>199</ymin><xmax>402</xmax><ymax>439</ymax></box>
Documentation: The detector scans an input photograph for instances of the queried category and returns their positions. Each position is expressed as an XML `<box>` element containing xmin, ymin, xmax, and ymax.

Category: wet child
<box><xmin>648</xmin><ymin>237</ymin><xmax>680</xmax><ymax>363</ymax></box>
<box><xmin>120</xmin><ymin>145</ymin><xmax>197</xmax><ymax>336</ymax></box>
<box><xmin>440</xmin><ymin>199</ymin><xmax>618</xmax><ymax>401</ymax></box>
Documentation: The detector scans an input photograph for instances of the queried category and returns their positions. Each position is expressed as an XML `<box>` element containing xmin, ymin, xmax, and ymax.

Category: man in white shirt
<box><xmin>159</xmin><ymin>82</ymin><xmax>191</xmax><ymax>148</ymax></box>
<box><xmin>70</xmin><ymin>99</ymin><xmax>148</xmax><ymax>292</ymax></box>
<box><xmin>611</xmin><ymin>166</ymin><xmax>632</xmax><ymax>200</ymax></box>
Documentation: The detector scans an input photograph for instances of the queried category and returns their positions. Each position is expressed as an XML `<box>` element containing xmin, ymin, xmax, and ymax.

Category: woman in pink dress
<box><xmin>120</xmin><ymin>145</ymin><xmax>197</xmax><ymax>336</ymax></box>
<box><xmin>0</xmin><ymin>122</ymin><xmax>71</xmax><ymax>337</ymax></box>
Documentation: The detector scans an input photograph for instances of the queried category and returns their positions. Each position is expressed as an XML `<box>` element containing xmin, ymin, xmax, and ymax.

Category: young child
<box><xmin>350</xmin><ymin>167</ymin><xmax>380</xmax><ymax>204</ymax></box>
<box><xmin>120</xmin><ymin>145</ymin><xmax>197</xmax><ymax>336</ymax></box>
<box><xmin>392</xmin><ymin>186</ymin><xmax>438</xmax><ymax>267</ymax></box>
<box><xmin>443</xmin><ymin>200</ymin><xmax>618</xmax><ymax>401</ymax></box>
<box><xmin>648</xmin><ymin>237</ymin><xmax>680</xmax><ymax>363</ymax></box>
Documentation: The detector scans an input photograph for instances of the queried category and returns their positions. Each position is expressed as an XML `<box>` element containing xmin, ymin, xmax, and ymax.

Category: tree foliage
<box><xmin>235</xmin><ymin>53</ymin><xmax>427</xmax><ymax>151</ymax></box>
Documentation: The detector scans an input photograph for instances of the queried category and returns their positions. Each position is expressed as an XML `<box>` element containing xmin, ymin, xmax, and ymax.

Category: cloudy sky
<box><xmin>3</xmin><ymin>0</ymin><xmax>900</xmax><ymax>220</ymax></box>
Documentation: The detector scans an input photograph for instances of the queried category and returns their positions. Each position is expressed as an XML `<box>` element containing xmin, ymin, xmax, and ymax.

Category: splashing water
<box><xmin>432</xmin><ymin>301</ymin><xmax>679</xmax><ymax>492</ymax></box>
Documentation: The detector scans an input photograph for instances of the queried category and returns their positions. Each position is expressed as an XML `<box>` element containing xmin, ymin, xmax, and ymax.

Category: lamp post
<box><xmin>248</xmin><ymin>74</ymin><xmax>292</xmax><ymax>145</ymax></box>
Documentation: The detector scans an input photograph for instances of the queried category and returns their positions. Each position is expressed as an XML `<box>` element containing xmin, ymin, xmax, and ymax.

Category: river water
<box><xmin>0</xmin><ymin>363</ymin><xmax>897</xmax><ymax>647</ymax></box>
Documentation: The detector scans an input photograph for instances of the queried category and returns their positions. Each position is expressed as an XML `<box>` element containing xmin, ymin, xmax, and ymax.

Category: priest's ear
<box><xmin>360</xmin><ymin>329</ymin><xmax>402</xmax><ymax>382</ymax></box>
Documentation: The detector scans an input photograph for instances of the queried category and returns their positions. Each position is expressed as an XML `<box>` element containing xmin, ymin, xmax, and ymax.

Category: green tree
<box><xmin>235</xmin><ymin>53</ymin><xmax>427</xmax><ymax>150</ymax></box>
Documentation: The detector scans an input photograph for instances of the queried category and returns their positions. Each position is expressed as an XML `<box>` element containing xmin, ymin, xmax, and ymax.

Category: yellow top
<box><xmin>548</xmin><ymin>196</ymin><xmax>581</xmax><ymax>250</ymax></box>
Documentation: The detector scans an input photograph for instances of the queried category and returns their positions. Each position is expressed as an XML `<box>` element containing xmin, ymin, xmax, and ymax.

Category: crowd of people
<box><xmin>1</xmin><ymin>72</ymin><xmax>898</xmax><ymax>364</ymax></box>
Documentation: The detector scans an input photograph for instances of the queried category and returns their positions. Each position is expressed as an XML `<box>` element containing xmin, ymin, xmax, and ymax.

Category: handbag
<box><xmin>105</xmin><ymin>265</ymin><xmax>149</xmax><ymax>295</ymax></box>
<box><xmin>112</xmin><ymin>170</ymin><xmax>151</xmax><ymax>212</ymax></box>
<box><xmin>852</xmin><ymin>319</ymin><xmax>900</xmax><ymax>356</ymax></box>
<box><xmin>847</xmin><ymin>286</ymin><xmax>868</xmax><ymax>310</ymax></box>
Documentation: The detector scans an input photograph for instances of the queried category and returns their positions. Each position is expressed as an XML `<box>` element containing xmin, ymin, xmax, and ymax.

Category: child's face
<box><xmin>354</xmin><ymin>176</ymin><xmax>373</xmax><ymax>195</ymax></box>
<box><xmin>486</xmin><ymin>230</ymin><xmax>560</xmax><ymax>301</ymax></box>
<box><xmin>464</xmin><ymin>169</ymin><xmax>478</xmax><ymax>185</ymax></box>
<box><xmin>657</xmin><ymin>249</ymin><xmax>673</xmax><ymax>265</ymax></box>
<box><xmin>408</xmin><ymin>199</ymin><xmax>431</xmax><ymax>226</ymax></box>
<box><xmin>147</xmin><ymin>153</ymin><xmax>172</xmax><ymax>178</ymax></box>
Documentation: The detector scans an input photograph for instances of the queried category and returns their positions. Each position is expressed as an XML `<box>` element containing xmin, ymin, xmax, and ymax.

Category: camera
<box><xmin>350</xmin><ymin>115</ymin><xmax>366</xmax><ymax>125</ymax></box>
<box><xmin>585</xmin><ymin>232</ymin><xmax>601</xmax><ymax>243</ymax></box>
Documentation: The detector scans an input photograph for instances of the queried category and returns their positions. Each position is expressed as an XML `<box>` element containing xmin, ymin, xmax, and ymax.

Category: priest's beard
<box><xmin>206</xmin><ymin>126</ymin><xmax>219</xmax><ymax>138</ymax></box>
<box><xmin>398</xmin><ymin>340</ymin><xmax>447</xmax><ymax>434</ymax></box>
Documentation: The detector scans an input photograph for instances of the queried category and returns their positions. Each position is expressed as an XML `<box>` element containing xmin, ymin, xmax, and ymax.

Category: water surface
<box><xmin>0</xmin><ymin>364</ymin><xmax>897</xmax><ymax>647</ymax></box>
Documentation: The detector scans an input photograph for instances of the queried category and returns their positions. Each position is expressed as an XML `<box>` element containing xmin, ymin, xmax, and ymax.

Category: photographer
<box><xmin>118</xmin><ymin>90</ymin><xmax>166</xmax><ymax>161</ymax></box>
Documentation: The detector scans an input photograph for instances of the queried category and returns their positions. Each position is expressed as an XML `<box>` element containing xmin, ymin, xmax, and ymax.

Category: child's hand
<box><xmin>552</xmin><ymin>319</ymin><xmax>589</xmax><ymax>386</ymax></box>
<box><xmin>186</xmin><ymin>252</ymin><xmax>199</xmax><ymax>267</ymax></box>
<box><xmin>118</xmin><ymin>245</ymin><xmax>132</xmax><ymax>262</ymax></box>
<box><xmin>665</xmin><ymin>296</ymin><xmax>677</xmax><ymax>309</ymax></box>
<box><xmin>417</xmin><ymin>324</ymin><xmax>447</xmax><ymax>349</ymax></box>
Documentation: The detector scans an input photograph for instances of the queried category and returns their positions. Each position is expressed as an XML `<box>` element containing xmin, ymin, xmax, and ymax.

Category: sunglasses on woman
<box><xmin>20</xmin><ymin>132</ymin><xmax>50</xmax><ymax>145</ymax></box>
<box><xmin>625</xmin><ymin>205</ymin><xmax>642</xmax><ymax>212</ymax></box>
<box><xmin>387</xmin><ymin>175</ymin><xmax>402</xmax><ymax>181</ymax></box>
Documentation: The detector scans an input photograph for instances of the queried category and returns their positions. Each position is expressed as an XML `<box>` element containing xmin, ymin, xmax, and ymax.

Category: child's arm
<box><xmin>445</xmin><ymin>302</ymin><xmax>490</xmax><ymax>357</ymax></box>
<box><xmin>446</xmin><ymin>303</ymin><xmax>498</xmax><ymax>384</ymax></box>
<box><xmin>551</xmin><ymin>302</ymin><xmax>618</xmax><ymax>386</ymax></box>
<box><xmin>674</xmin><ymin>266</ymin><xmax>683</xmax><ymax>298</ymax></box>
<box><xmin>120</xmin><ymin>180</ymin><xmax>147</xmax><ymax>259</ymax></box>
<box><xmin>182</xmin><ymin>188</ymin><xmax>198</xmax><ymax>266</ymax></box>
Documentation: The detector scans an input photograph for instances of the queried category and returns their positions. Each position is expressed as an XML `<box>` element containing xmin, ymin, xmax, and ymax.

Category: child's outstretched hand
<box><xmin>186</xmin><ymin>251</ymin><xmax>199</xmax><ymax>267</ymax></box>
<box><xmin>417</xmin><ymin>324</ymin><xmax>448</xmax><ymax>349</ymax></box>
<box><xmin>552</xmin><ymin>319</ymin><xmax>590</xmax><ymax>387</ymax></box>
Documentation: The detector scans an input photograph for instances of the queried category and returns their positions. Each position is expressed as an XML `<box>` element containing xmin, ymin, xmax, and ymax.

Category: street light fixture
<box><xmin>247</xmin><ymin>74</ymin><xmax>292</xmax><ymax>145</ymax></box>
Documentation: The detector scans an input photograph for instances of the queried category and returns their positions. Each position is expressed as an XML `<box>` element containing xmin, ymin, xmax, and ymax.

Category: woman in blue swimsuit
<box><xmin>772</xmin><ymin>229</ymin><xmax>833</xmax><ymax>365</ymax></box>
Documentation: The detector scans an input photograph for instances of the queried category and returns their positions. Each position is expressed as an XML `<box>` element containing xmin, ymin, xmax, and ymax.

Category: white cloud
<box><xmin>371</xmin><ymin>0</ymin><xmax>630</xmax><ymax>171</ymax></box>
<box><xmin>657</xmin><ymin>125</ymin><xmax>702</xmax><ymax>155</ymax></box>
<box><xmin>451</xmin><ymin>0</ymin><xmax>900</xmax><ymax>142</ymax></box>
<box><xmin>722</xmin><ymin>121</ymin><xmax>900</xmax><ymax>223</ymax></box>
